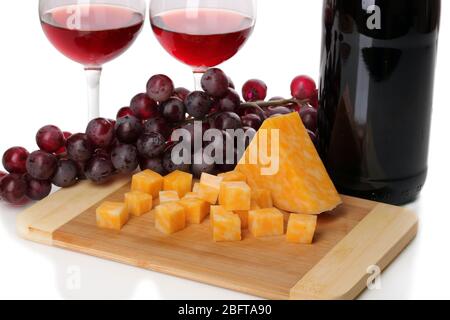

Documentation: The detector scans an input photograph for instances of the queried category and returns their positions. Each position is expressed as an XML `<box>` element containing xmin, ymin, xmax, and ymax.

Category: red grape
<box><xmin>215</xmin><ymin>112</ymin><xmax>243</xmax><ymax>130</ymax></box>
<box><xmin>299</xmin><ymin>106</ymin><xmax>318</xmax><ymax>133</ymax></box>
<box><xmin>25</xmin><ymin>175</ymin><xmax>52</xmax><ymax>201</ymax></box>
<box><xmin>218</xmin><ymin>88</ymin><xmax>241</xmax><ymax>113</ymax></box>
<box><xmin>139</xmin><ymin>157</ymin><xmax>166</xmax><ymax>176</ymax></box>
<box><xmin>173</xmin><ymin>87</ymin><xmax>190</xmax><ymax>101</ymax></box>
<box><xmin>310</xmin><ymin>89</ymin><xmax>319</xmax><ymax>109</ymax></box>
<box><xmin>137</xmin><ymin>133</ymin><xmax>166</xmax><ymax>159</ymax></box>
<box><xmin>266</xmin><ymin>107</ymin><xmax>292</xmax><ymax>118</ymax></box>
<box><xmin>26</xmin><ymin>151</ymin><xmax>57</xmax><ymax>180</ymax></box>
<box><xmin>0</xmin><ymin>171</ymin><xmax>6</xmax><ymax>180</ymax></box>
<box><xmin>36</xmin><ymin>125</ymin><xmax>65</xmax><ymax>153</ymax></box>
<box><xmin>115</xmin><ymin>115</ymin><xmax>143</xmax><ymax>144</ymax></box>
<box><xmin>67</xmin><ymin>133</ymin><xmax>94</xmax><ymax>162</ymax></box>
<box><xmin>191</xmin><ymin>151</ymin><xmax>216</xmax><ymax>179</ymax></box>
<box><xmin>86</xmin><ymin>118</ymin><xmax>115</xmax><ymax>148</ymax></box>
<box><xmin>185</xmin><ymin>91</ymin><xmax>213</xmax><ymax>119</ymax></box>
<box><xmin>143</xmin><ymin>117</ymin><xmax>172</xmax><ymax>139</ymax></box>
<box><xmin>85</xmin><ymin>156</ymin><xmax>115</xmax><ymax>184</ymax></box>
<box><xmin>291</xmin><ymin>75</ymin><xmax>317</xmax><ymax>100</ymax></box>
<box><xmin>55</xmin><ymin>131</ymin><xmax>73</xmax><ymax>155</ymax></box>
<box><xmin>130</xmin><ymin>93</ymin><xmax>159</xmax><ymax>120</ymax></box>
<box><xmin>0</xmin><ymin>174</ymin><xmax>27</xmax><ymax>205</ymax></box>
<box><xmin>201</xmin><ymin>68</ymin><xmax>229</xmax><ymax>98</ymax></box>
<box><xmin>52</xmin><ymin>159</ymin><xmax>78</xmax><ymax>188</ymax></box>
<box><xmin>241</xmin><ymin>114</ymin><xmax>263</xmax><ymax>130</ymax></box>
<box><xmin>116</xmin><ymin>107</ymin><xmax>135</xmax><ymax>119</ymax></box>
<box><xmin>162</xmin><ymin>147</ymin><xmax>190</xmax><ymax>174</ymax></box>
<box><xmin>111</xmin><ymin>144</ymin><xmax>139</xmax><ymax>174</ymax></box>
<box><xmin>227</xmin><ymin>76</ymin><xmax>235</xmax><ymax>89</ymax></box>
<box><xmin>242</xmin><ymin>79</ymin><xmax>267</xmax><ymax>102</ymax></box>
<box><xmin>2</xmin><ymin>147</ymin><xmax>29</xmax><ymax>174</ymax></box>
<box><xmin>146</xmin><ymin>74</ymin><xmax>174</xmax><ymax>103</ymax></box>
<box><xmin>161</xmin><ymin>97</ymin><xmax>186</xmax><ymax>122</ymax></box>
<box><xmin>307</xmin><ymin>129</ymin><xmax>318</xmax><ymax>146</ymax></box>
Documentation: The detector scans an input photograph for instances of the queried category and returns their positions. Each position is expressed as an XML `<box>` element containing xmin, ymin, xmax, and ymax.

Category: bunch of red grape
<box><xmin>0</xmin><ymin>68</ymin><xmax>318</xmax><ymax>206</ymax></box>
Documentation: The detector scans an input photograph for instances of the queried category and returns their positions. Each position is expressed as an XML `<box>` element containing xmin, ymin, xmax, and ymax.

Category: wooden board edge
<box><xmin>16</xmin><ymin>176</ymin><xmax>131</xmax><ymax>246</ymax></box>
<box><xmin>289</xmin><ymin>204</ymin><xmax>418</xmax><ymax>300</ymax></box>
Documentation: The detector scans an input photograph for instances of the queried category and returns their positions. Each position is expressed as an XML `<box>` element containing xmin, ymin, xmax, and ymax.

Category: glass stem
<box><xmin>85</xmin><ymin>67</ymin><xmax>102</xmax><ymax>120</ymax></box>
<box><xmin>193</xmin><ymin>71</ymin><xmax>204</xmax><ymax>91</ymax></box>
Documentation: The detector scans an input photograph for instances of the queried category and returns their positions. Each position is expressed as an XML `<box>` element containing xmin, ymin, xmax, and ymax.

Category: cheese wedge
<box><xmin>236</xmin><ymin>112</ymin><xmax>341</xmax><ymax>215</ymax></box>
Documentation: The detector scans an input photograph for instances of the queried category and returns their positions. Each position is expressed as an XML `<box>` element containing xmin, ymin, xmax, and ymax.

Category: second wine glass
<box><xmin>150</xmin><ymin>0</ymin><xmax>257</xmax><ymax>90</ymax></box>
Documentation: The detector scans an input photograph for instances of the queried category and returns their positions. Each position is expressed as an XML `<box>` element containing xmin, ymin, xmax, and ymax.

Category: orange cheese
<box><xmin>197</xmin><ymin>173</ymin><xmax>223</xmax><ymax>204</ymax></box>
<box><xmin>286</xmin><ymin>214</ymin><xmax>317</xmax><ymax>244</ymax></box>
<box><xmin>248</xmin><ymin>208</ymin><xmax>284</xmax><ymax>238</ymax></box>
<box><xmin>218</xmin><ymin>171</ymin><xmax>247</xmax><ymax>182</ymax></box>
<box><xmin>251</xmin><ymin>189</ymin><xmax>273</xmax><ymax>209</ymax></box>
<box><xmin>235</xmin><ymin>201</ymin><xmax>260</xmax><ymax>229</ymax></box>
<box><xmin>212</xmin><ymin>210</ymin><xmax>241</xmax><ymax>242</ymax></box>
<box><xmin>124</xmin><ymin>191</ymin><xmax>153</xmax><ymax>217</ymax></box>
<box><xmin>155</xmin><ymin>202</ymin><xmax>186</xmax><ymax>235</ymax></box>
<box><xmin>179</xmin><ymin>198</ymin><xmax>210</xmax><ymax>224</ymax></box>
<box><xmin>219</xmin><ymin>181</ymin><xmax>251</xmax><ymax>211</ymax></box>
<box><xmin>183</xmin><ymin>192</ymin><xmax>200</xmax><ymax>200</ymax></box>
<box><xmin>159</xmin><ymin>191</ymin><xmax>180</xmax><ymax>204</ymax></box>
<box><xmin>236</xmin><ymin>112</ymin><xmax>341</xmax><ymax>215</ymax></box>
<box><xmin>163</xmin><ymin>170</ymin><xmax>193</xmax><ymax>197</ymax></box>
<box><xmin>210</xmin><ymin>205</ymin><xmax>232</xmax><ymax>226</ymax></box>
<box><xmin>96</xmin><ymin>202</ymin><xmax>129</xmax><ymax>231</ymax></box>
<box><xmin>131</xmin><ymin>170</ymin><xmax>163</xmax><ymax>198</ymax></box>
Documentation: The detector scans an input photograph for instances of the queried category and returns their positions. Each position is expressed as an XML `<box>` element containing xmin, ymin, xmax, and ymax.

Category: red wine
<box><xmin>151</xmin><ymin>8</ymin><xmax>254</xmax><ymax>70</ymax></box>
<box><xmin>318</xmin><ymin>0</ymin><xmax>441</xmax><ymax>205</ymax></box>
<box><xmin>41</xmin><ymin>4</ymin><xmax>144</xmax><ymax>66</ymax></box>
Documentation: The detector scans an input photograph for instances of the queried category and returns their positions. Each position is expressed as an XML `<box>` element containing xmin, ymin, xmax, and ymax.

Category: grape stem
<box><xmin>240</xmin><ymin>98</ymin><xmax>310</xmax><ymax>109</ymax></box>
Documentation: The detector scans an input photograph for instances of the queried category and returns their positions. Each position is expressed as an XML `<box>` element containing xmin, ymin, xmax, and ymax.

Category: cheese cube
<box><xmin>210</xmin><ymin>205</ymin><xmax>233</xmax><ymax>226</ymax></box>
<box><xmin>235</xmin><ymin>201</ymin><xmax>260</xmax><ymax>229</ymax></box>
<box><xmin>219</xmin><ymin>181</ymin><xmax>251</xmax><ymax>211</ymax></box>
<box><xmin>218</xmin><ymin>171</ymin><xmax>247</xmax><ymax>183</ymax></box>
<box><xmin>183</xmin><ymin>192</ymin><xmax>200</xmax><ymax>200</ymax></box>
<box><xmin>193</xmin><ymin>183</ymin><xmax>200</xmax><ymax>193</ymax></box>
<box><xmin>249</xmin><ymin>208</ymin><xmax>284</xmax><ymax>238</ymax></box>
<box><xmin>212</xmin><ymin>211</ymin><xmax>241</xmax><ymax>242</ymax></box>
<box><xmin>124</xmin><ymin>191</ymin><xmax>153</xmax><ymax>217</ymax></box>
<box><xmin>197</xmin><ymin>173</ymin><xmax>223</xmax><ymax>204</ymax></box>
<box><xmin>251</xmin><ymin>189</ymin><xmax>273</xmax><ymax>209</ymax></box>
<box><xmin>131</xmin><ymin>170</ymin><xmax>163</xmax><ymax>198</ymax></box>
<box><xmin>179</xmin><ymin>198</ymin><xmax>210</xmax><ymax>224</ymax></box>
<box><xmin>286</xmin><ymin>214</ymin><xmax>318</xmax><ymax>244</ymax></box>
<box><xmin>96</xmin><ymin>202</ymin><xmax>129</xmax><ymax>231</ymax></box>
<box><xmin>155</xmin><ymin>202</ymin><xmax>186</xmax><ymax>235</ymax></box>
<box><xmin>159</xmin><ymin>191</ymin><xmax>180</xmax><ymax>204</ymax></box>
<box><xmin>163</xmin><ymin>170</ymin><xmax>193</xmax><ymax>197</ymax></box>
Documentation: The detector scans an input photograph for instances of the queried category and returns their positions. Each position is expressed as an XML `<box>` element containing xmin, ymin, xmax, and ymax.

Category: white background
<box><xmin>0</xmin><ymin>0</ymin><xmax>449</xmax><ymax>300</ymax></box>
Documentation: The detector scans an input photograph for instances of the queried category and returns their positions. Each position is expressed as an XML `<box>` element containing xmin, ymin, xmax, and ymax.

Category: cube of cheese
<box><xmin>236</xmin><ymin>112</ymin><xmax>342</xmax><ymax>215</ymax></box>
<box><xmin>155</xmin><ymin>202</ymin><xmax>186</xmax><ymax>235</ymax></box>
<box><xmin>179</xmin><ymin>198</ymin><xmax>210</xmax><ymax>224</ymax></box>
<box><xmin>219</xmin><ymin>181</ymin><xmax>251</xmax><ymax>211</ymax></box>
<box><xmin>124</xmin><ymin>191</ymin><xmax>153</xmax><ymax>217</ymax></box>
<box><xmin>249</xmin><ymin>208</ymin><xmax>284</xmax><ymax>238</ymax></box>
<box><xmin>96</xmin><ymin>202</ymin><xmax>129</xmax><ymax>231</ymax></box>
<box><xmin>218</xmin><ymin>171</ymin><xmax>247</xmax><ymax>182</ymax></box>
<box><xmin>163</xmin><ymin>170</ymin><xmax>193</xmax><ymax>198</ymax></box>
<box><xmin>251</xmin><ymin>189</ymin><xmax>273</xmax><ymax>209</ymax></box>
<box><xmin>183</xmin><ymin>192</ymin><xmax>200</xmax><ymax>200</ymax></box>
<box><xmin>197</xmin><ymin>173</ymin><xmax>223</xmax><ymax>204</ymax></box>
<box><xmin>131</xmin><ymin>170</ymin><xmax>163</xmax><ymax>198</ymax></box>
<box><xmin>235</xmin><ymin>201</ymin><xmax>260</xmax><ymax>229</ymax></box>
<box><xmin>193</xmin><ymin>182</ymin><xmax>200</xmax><ymax>193</ymax></box>
<box><xmin>210</xmin><ymin>205</ymin><xmax>233</xmax><ymax>226</ymax></box>
<box><xmin>159</xmin><ymin>191</ymin><xmax>180</xmax><ymax>204</ymax></box>
<box><xmin>212</xmin><ymin>210</ymin><xmax>241</xmax><ymax>242</ymax></box>
<box><xmin>286</xmin><ymin>214</ymin><xmax>318</xmax><ymax>244</ymax></box>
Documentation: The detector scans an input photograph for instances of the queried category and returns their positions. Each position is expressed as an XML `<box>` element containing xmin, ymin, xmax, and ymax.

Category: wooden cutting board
<box><xmin>17</xmin><ymin>176</ymin><xmax>418</xmax><ymax>300</ymax></box>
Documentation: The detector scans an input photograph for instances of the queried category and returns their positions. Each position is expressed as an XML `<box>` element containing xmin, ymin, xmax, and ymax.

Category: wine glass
<box><xmin>150</xmin><ymin>0</ymin><xmax>257</xmax><ymax>90</ymax></box>
<box><xmin>39</xmin><ymin>0</ymin><xmax>146</xmax><ymax>119</ymax></box>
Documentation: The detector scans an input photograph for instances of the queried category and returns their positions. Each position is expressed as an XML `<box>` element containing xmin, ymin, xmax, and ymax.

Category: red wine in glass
<box><xmin>151</xmin><ymin>8</ymin><xmax>254</xmax><ymax>70</ymax></box>
<box><xmin>41</xmin><ymin>4</ymin><xmax>144</xmax><ymax>66</ymax></box>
